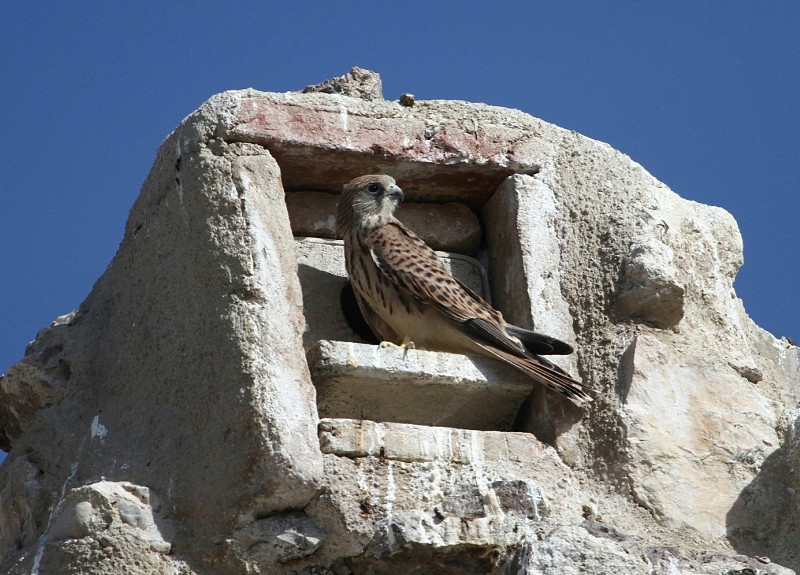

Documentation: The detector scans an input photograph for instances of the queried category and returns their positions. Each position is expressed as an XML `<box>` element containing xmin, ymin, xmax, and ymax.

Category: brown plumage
<box><xmin>336</xmin><ymin>174</ymin><xmax>591</xmax><ymax>404</ymax></box>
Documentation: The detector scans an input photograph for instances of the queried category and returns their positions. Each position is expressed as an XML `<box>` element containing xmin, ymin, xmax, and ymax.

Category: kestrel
<box><xmin>336</xmin><ymin>174</ymin><xmax>591</xmax><ymax>404</ymax></box>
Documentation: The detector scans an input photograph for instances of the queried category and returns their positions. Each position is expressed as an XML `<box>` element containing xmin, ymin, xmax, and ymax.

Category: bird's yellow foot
<box><xmin>379</xmin><ymin>337</ymin><xmax>416</xmax><ymax>350</ymax></box>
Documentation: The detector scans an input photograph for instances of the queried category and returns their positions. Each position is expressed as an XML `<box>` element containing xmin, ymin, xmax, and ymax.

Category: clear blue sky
<box><xmin>1</xmin><ymin>2</ymin><xmax>798</xmax><ymax>377</ymax></box>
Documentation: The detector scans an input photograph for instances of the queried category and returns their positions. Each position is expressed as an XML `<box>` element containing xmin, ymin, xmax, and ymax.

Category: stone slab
<box><xmin>307</xmin><ymin>340</ymin><xmax>534</xmax><ymax>431</ymax></box>
<box><xmin>224</xmin><ymin>92</ymin><xmax>549</xmax><ymax>205</ymax></box>
<box><xmin>318</xmin><ymin>418</ymin><xmax>549</xmax><ymax>463</ymax></box>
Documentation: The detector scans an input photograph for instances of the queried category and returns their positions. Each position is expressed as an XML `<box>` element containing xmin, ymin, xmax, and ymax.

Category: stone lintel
<box><xmin>225</xmin><ymin>95</ymin><xmax>541</xmax><ymax>205</ymax></box>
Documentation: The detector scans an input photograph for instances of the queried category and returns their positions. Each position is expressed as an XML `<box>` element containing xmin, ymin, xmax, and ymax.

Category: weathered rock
<box><xmin>501</xmin><ymin>526</ymin><xmax>795</xmax><ymax>575</ymax></box>
<box><xmin>727</xmin><ymin>406</ymin><xmax>800</xmax><ymax>570</ymax></box>
<box><xmin>0</xmin><ymin>455</ymin><xmax>42</xmax><ymax>558</ymax></box>
<box><xmin>0</xmin><ymin>312</ymin><xmax>75</xmax><ymax>450</ymax></box>
<box><xmin>619</xmin><ymin>333</ymin><xmax>779</xmax><ymax>538</ymax></box>
<box><xmin>318</xmin><ymin>418</ymin><xmax>552</xmax><ymax>464</ymax></box>
<box><xmin>1</xmin><ymin>74</ymin><xmax>798</xmax><ymax>574</ymax></box>
<box><xmin>0</xmin><ymin>127</ymin><xmax>324</xmax><ymax>573</ymax></box>
<box><xmin>285</xmin><ymin>191</ymin><xmax>339</xmax><ymax>238</ymax></box>
<box><xmin>302</xmin><ymin>66</ymin><xmax>384</xmax><ymax>101</ymax></box>
<box><xmin>20</xmin><ymin>481</ymin><xmax>187</xmax><ymax>575</ymax></box>
<box><xmin>397</xmin><ymin>201</ymin><xmax>481</xmax><ymax>254</ymax></box>
<box><xmin>229</xmin><ymin>511</ymin><xmax>326</xmax><ymax>564</ymax></box>
<box><xmin>310</xmin><ymin>418</ymin><xmax>575</xmax><ymax>572</ymax></box>
<box><xmin>483</xmin><ymin>174</ymin><xmax>583</xmax><ymax>452</ymax></box>
<box><xmin>224</xmin><ymin>90</ymin><xmax>546</xmax><ymax>204</ymax></box>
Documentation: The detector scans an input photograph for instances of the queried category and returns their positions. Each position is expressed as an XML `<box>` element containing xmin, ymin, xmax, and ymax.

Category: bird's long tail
<box><xmin>475</xmin><ymin>343</ymin><xmax>592</xmax><ymax>404</ymax></box>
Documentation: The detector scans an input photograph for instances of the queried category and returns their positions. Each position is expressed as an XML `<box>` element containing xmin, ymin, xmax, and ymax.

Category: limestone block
<box><xmin>396</xmin><ymin>201</ymin><xmax>481</xmax><ymax>254</ymax></box>
<box><xmin>307</xmin><ymin>418</ymin><xmax>597</xmax><ymax>572</ymax></box>
<box><xmin>308</xmin><ymin>341</ymin><xmax>535</xmax><ymax>430</ymax></box>
<box><xmin>483</xmin><ymin>175</ymin><xmax>575</xmax><ymax>344</ymax></box>
<box><xmin>318</xmin><ymin>418</ymin><xmax>551</xmax><ymax>464</ymax></box>
<box><xmin>727</xmin><ymin>408</ymin><xmax>800</xmax><ymax>571</ymax></box>
<box><xmin>619</xmin><ymin>334</ymin><xmax>779</xmax><ymax>538</ymax></box>
<box><xmin>503</xmin><ymin>525</ymin><xmax>652</xmax><ymax>574</ymax></box>
<box><xmin>223</xmin><ymin>90</ymin><xmax>556</xmax><ymax>204</ymax></box>
<box><xmin>295</xmin><ymin>237</ymin><xmax>490</xmax><ymax>351</ymax></box>
<box><xmin>285</xmin><ymin>191</ymin><xmax>339</xmax><ymax>238</ymax></box>
<box><xmin>483</xmin><ymin>174</ymin><xmax>582</xmax><ymax>450</ymax></box>
<box><xmin>0</xmin><ymin>137</ymin><xmax>324</xmax><ymax>570</ymax></box>
<box><xmin>490</xmin><ymin>479</ymin><xmax>549</xmax><ymax>520</ymax></box>
<box><xmin>286</xmin><ymin>190</ymin><xmax>481</xmax><ymax>254</ymax></box>
<box><xmin>318</xmin><ymin>440</ymin><xmax>555</xmax><ymax>561</ymax></box>
<box><xmin>501</xmin><ymin>526</ymin><xmax>793</xmax><ymax>575</ymax></box>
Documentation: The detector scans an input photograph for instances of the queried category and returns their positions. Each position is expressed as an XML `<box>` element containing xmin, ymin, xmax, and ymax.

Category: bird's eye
<box><xmin>367</xmin><ymin>183</ymin><xmax>381</xmax><ymax>194</ymax></box>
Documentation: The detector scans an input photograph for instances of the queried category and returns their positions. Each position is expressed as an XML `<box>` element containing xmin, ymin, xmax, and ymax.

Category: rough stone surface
<box><xmin>397</xmin><ymin>201</ymin><xmax>481</xmax><ymax>255</ymax></box>
<box><xmin>501</xmin><ymin>525</ymin><xmax>795</xmax><ymax>575</ymax></box>
<box><xmin>1</xmin><ymin>72</ymin><xmax>799</xmax><ymax>574</ymax></box>
<box><xmin>302</xmin><ymin>66</ymin><xmax>384</xmax><ymax>101</ymax></box>
<box><xmin>286</xmin><ymin>190</ymin><xmax>481</xmax><ymax>254</ymax></box>
<box><xmin>0</xmin><ymin>312</ymin><xmax>75</xmax><ymax>451</ymax></box>
<box><xmin>615</xmin><ymin>237</ymin><xmax>686</xmax><ymax>328</ymax></box>
<box><xmin>318</xmin><ymin>418</ymin><xmax>552</xmax><ymax>465</ymax></box>
<box><xmin>229</xmin><ymin>511</ymin><xmax>326</xmax><ymax>564</ymax></box>
<box><xmin>0</xmin><ymin>125</ymin><xmax>324</xmax><ymax>573</ymax></box>
<box><xmin>12</xmin><ymin>481</ymin><xmax>190</xmax><ymax>575</ymax></box>
<box><xmin>619</xmin><ymin>333</ymin><xmax>779</xmax><ymax>538</ymax></box>
<box><xmin>225</xmin><ymin>91</ymin><xmax>545</xmax><ymax>204</ymax></box>
<box><xmin>483</xmin><ymin>174</ymin><xmax>583</xmax><ymax>452</ymax></box>
<box><xmin>285</xmin><ymin>190</ymin><xmax>339</xmax><ymax>238</ymax></box>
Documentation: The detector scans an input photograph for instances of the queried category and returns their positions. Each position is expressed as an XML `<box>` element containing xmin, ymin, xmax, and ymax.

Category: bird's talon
<box><xmin>379</xmin><ymin>338</ymin><xmax>415</xmax><ymax>350</ymax></box>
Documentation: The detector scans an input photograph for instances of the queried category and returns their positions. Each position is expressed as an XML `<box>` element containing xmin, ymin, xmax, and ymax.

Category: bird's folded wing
<box><xmin>365</xmin><ymin>222</ymin><xmax>527</xmax><ymax>355</ymax></box>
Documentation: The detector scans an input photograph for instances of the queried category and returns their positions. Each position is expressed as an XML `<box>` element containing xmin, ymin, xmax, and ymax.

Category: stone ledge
<box><xmin>307</xmin><ymin>340</ymin><xmax>534</xmax><ymax>430</ymax></box>
<box><xmin>318</xmin><ymin>418</ymin><xmax>548</xmax><ymax>463</ymax></box>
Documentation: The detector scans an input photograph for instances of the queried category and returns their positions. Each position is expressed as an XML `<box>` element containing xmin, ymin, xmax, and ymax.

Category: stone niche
<box><xmin>289</xmin><ymin>178</ymin><xmax>565</xmax><ymax>434</ymax></box>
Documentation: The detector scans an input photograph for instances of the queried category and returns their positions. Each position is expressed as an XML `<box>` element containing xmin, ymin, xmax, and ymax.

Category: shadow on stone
<box><xmin>513</xmin><ymin>384</ymin><xmax>583</xmax><ymax>446</ymax></box>
<box><xmin>726</xmin><ymin>432</ymin><xmax>800</xmax><ymax>572</ymax></box>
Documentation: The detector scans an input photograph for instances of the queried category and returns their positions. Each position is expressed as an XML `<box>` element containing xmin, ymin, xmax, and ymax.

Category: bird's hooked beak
<box><xmin>386</xmin><ymin>183</ymin><xmax>404</xmax><ymax>202</ymax></box>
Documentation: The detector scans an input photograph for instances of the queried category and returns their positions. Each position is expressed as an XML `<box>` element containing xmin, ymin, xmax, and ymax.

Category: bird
<box><xmin>336</xmin><ymin>174</ymin><xmax>592</xmax><ymax>404</ymax></box>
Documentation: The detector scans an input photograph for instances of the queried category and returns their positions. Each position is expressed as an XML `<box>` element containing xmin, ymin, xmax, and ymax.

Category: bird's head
<box><xmin>336</xmin><ymin>174</ymin><xmax>404</xmax><ymax>235</ymax></box>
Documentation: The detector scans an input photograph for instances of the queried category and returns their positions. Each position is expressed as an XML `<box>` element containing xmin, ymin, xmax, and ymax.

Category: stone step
<box><xmin>318</xmin><ymin>417</ymin><xmax>548</xmax><ymax>463</ymax></box>
<box><xmin>307</xmin><ymin>340</ymin><xmax>534</xmax><ymax>431</ymax></box>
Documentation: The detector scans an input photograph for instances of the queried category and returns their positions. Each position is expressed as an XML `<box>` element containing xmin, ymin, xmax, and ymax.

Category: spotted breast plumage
<box><xmin>336</xmin><ymin>174</ymin><xmax>591</xmax><ymax>404</ymax></box>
